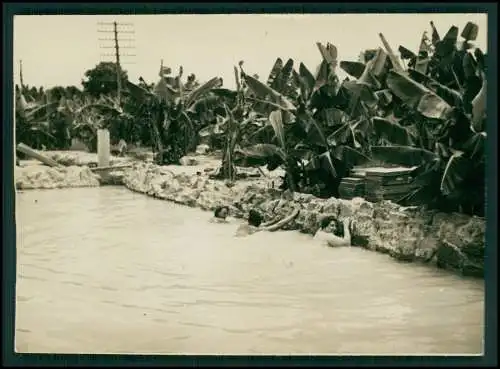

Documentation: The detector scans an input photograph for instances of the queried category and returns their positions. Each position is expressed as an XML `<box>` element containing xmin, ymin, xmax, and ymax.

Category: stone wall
<box><xmin>123</xmin><ymin>162</ymin><xmax>485</xmax><ymax>277</ymax></box>
<box><xmin>15</xmin><ymin>165</ymin><xmax>101</xmax><ymax>190</ymax></box>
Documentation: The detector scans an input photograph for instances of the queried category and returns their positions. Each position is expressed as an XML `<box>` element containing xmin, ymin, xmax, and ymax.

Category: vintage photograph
<box><xmin>14</xmin><ymin>13</ymin><xmax>486</xmax><ymax>355</ymax></box>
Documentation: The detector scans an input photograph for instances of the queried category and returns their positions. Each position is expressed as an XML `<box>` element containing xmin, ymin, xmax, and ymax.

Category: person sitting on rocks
<box><xmin>210</xmin><ymin>205</ymin><xmax>230</xmax><ymax>223</ymax></box>
<box><xmin>314</xmin><ymin>215</ymin><xmax>353</xmax><ymax>247</ymax></box>
<box><xmin>235</xmin><ymin>207</ymin><xmax>300</xmax><ymax>237</ymax></box>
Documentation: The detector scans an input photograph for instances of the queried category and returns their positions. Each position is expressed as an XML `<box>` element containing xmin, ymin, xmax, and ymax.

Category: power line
<box><xmin>97</xmin><ymin>21</ymin><xmax>136</xmax><ymax>104</ymax></box>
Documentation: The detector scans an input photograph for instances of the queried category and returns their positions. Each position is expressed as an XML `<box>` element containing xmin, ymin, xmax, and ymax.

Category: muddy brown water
<box><xmin>15</xmin><ymin>187</ymin><xmax>484</xmax><ymax>355</ymax></box>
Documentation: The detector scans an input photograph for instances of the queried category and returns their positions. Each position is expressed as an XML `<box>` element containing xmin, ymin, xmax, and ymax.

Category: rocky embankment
<box><xmin>15</xmin><ymin>151</ymin><xmax>133</xmax><ymax>190</ymax></box>
<box><xmin>122</xmin><ymin>162</ymin><xmax>485</xmax><ymax>278</ymax></box>
<box><xmin>15</xmin><ymin>151</ymin><xmax>485</xmax><ymax>277</ymax></box>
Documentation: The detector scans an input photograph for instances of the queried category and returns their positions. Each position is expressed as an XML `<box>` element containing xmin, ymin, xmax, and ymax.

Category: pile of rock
<box><xmin>122</xmin><ymin>162</ymin><xmax>485</xmax><ymax>277</ymax></box>
<box><xmin>15</xmin><ymin>165</ymin><xmax>101</xmax><ymax>190</ymax></box>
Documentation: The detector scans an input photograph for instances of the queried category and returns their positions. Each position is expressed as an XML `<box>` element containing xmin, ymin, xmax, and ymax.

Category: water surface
<box><xmin>15</xmin><ymin>187</ymin><xmax>484</xmax><ymax>354</ymax></box>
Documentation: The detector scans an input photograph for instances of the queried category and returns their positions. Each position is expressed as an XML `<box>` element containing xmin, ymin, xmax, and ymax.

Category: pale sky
<box><xmin>13</xmin><ymin>13</ymin><xmax>488</xmax><ymax>90</ymax></box>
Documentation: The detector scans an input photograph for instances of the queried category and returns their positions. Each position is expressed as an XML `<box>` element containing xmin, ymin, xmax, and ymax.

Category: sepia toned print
<box><xmin>14</xmin><ymin>13</ymin><xmax>486</xmax><ymax>355</ymax></box>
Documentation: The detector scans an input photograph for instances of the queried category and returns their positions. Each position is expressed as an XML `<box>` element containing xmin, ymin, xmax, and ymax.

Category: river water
<box><xmin>15</xmin><ymin>187</ymin><xmax>484</xmax><ymax>355</ymax></box>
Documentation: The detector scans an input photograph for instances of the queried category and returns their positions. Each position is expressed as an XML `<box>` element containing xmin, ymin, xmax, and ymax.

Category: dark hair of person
<box><xmin>319</xmin><ymin>216</ymin><xmax>336</xmax><ymax>230</ymax></box>
<box><xmin>319</xmin><ymin>216</ymin><xmax>345</xmax><ymax>237</ymax></box>
<box><xmin>248</xmin><ymin>209</ymin><xmax>263</xmax><ymax>227</ymax></box>
<box><xmin>214</xmin><ymin>206</ymin><xmax>229</xmax><ymax>219</ymax></box>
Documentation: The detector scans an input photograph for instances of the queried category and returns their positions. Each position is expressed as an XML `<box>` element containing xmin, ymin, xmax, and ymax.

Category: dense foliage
<box><xmin>15</xmin><ymin>21</ymin><xmax>486</xmax><ymax>216</ymax></box>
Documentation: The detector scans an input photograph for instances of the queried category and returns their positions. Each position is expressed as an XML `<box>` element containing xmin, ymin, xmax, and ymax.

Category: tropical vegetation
<box><xmin>15</xmin><ymin>21</ymin><xmax>486</xmax><ymax>217</ymax></box>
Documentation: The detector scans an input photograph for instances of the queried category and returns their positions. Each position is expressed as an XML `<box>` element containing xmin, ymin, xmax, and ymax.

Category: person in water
<box><xmin>314</xmin><ymin>215</ymin><xmax>353</xmax><ymax>247</ymax></box>
<box><xmin>235</xmin><ymin>207</ymin><xmax>300</xmax><ymax>237</ymax></box>
<box><xmin>211</xmin><ymin>205</ymin><xmax>230</xmax><ymax>223</ymax></box>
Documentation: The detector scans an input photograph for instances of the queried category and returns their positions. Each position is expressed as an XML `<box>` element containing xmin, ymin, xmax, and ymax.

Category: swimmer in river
<box><xmin>314</xmin><ymin>215</ymin><xmax>353</xmax><ymax>247</ymax></box>
<box><xmin>235</xmin><ymin>207</ymin><xmax>300</xmax><ymax>237</ymax></box>
<box><xmin>210</xmin><ymin>205</ymin><xmax>230</xmax><ymax>223</ymax></box>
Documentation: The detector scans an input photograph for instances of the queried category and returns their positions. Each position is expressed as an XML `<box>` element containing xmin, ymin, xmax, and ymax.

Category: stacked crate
<box><xmin>363</xmin><ymin>167</ymin><xmax>418</xmax><ymax>203</ymax></box>
<box><xmin>338</xmin><ymin>177</ymin><xmax>366</xmax><ymax>199</ymax></box>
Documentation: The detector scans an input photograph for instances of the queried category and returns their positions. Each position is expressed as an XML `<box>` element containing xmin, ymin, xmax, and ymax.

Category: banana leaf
<box><xmin>386</xmin><ymin>70</ymin><xmax>454</xmax><ymax>120</ymax></box>
<box><xmin>267</xmin><ymin>58</ymin><xmax>284</xmax><ymax>87</ymax></box>
<box><xmin>379</xmin><ymin>33</ymin><xmax>405</xmax><ymax>72</ymax></box>
<box><xmin>269</xmin><ymin>110</ymin><xmax>286</xmax><ymax>150</ymax></box>
<box><xmin>316</xmin><ymin>42</ymin><xmax>338</xmax><ymax>71</ymax></box>
<box><xmin>234</xmin><ymin>143</ymin><xmax>287</xmax><ymax>168</ymax></box>
<box><xmin>440</xmin><ymin>151</ymin><xmax>469</xmax><ymax>196</ymax></box>
<box><xmin>126</xmin><ymin>81</ymin><xmax>153</xmax><ymax>102</ymax></box>
<box><xmin>333</xmin><ymin>145</ymin><xmax>372</xmax><ymax>167</ymax></box>
<box><xmin>185</xmin><ymin>77</ymin><xmax>222</xmax><ymax>108</ymax></box>
<box><xmin>430</xmin><ymin>21</ymin><xmax>441</xmax><ymax>46</ymax></box>
<box><xmin>462</xmin><ymin>52</ymin><xmax>478</xmax><ymax>80</ymax></box>
<box><xmin>360</xmin><ymin>48</ymin><xmax>388</xmax><ymax>83</ymax></box>
<box><xmin>297</xmin><ymin>110</ymin><xmax>329</xmax><ymax>148</ymax></box>
<box><xmin>462</xmin><ymin>131</ymin><xmax>486</xmax><ymax>160</ymax></box>
<box><xmin>435</xmin><ymin>26</ymin><xmax>459</xmax><ymax>58</ymax></box>
<box><xmin>415</xmin><ymin>32</ymin><xmax>431</xmax><ymax>74</ymax></box>
<box><xmin>471</xmin><ymin>71</ymin><xmax>486</xmax><ymax>132</ymax></box>
<box><xmin>398</xmin><ymin>46</ymin><xmax>417</xmax><ymax>60</ymax></box>
<box><xmin>339</xmin><ymin>61</ymin><xmax>365</xmax><ymax>79</ymax></box>
<box><xmin>371</xmin><ymin>145</ymin><xmax>437</xmax><ymax>167</ymax></box>
<box><xmin>317</xmin><ymin>150</ymin><xmax>338</xmax><ymax>178</ymax></box>
<box><xmin>271</xmin><ymin>58</ymin><xmax>294</xmax><ymax>93</ymax></box>
<box><xmin>327</xmin><ymin>120</ymin><xmax>362</xmax><ymax>149</ymax></box>
<box><xmin>211</xmin><ymin>88</ymin><xmax>238</xmax><ymax>100</ymax></box>
<box><xmin>427</xmin><ymin>80</ymin><xmax>464</xmax><ymax>108</ymax></box>
<box><xmin>298</xmin><ymin>62</ymin><xmax>315</xmax><ymax>97</ymax></box>
<box><xmin>242</xmin><ymin>73</ymin><xmax>296</xmax><ymax>112</ymax></box>
<box><xmin>374</xmin><ymin>89</ymin><xmax>393</xmax><ymax>106</ymax></box>
<box><xmin>371</xmin><ymin>117</ymin><xmax>416</xmax><ymax>146</ymax></box>
<box><xmin>312</xmin><ymin>59</ymin><xmax>330</xmax><ymax>95</ymax></box>
<box><xmin>461</xmin><ymin>22</ymin><xmax>479</xmax><ymax>42</ymax></box>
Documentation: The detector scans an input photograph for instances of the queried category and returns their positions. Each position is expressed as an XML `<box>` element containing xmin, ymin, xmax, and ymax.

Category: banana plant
<box><xmin>364</xmin><ymin>21</ymin><xmax>487</xmax><ymax>215</ymax></box>
<box><xmin>125</xmin><ymin>63</ymin><xmax>223</xmax><ymax>164</ymax></box>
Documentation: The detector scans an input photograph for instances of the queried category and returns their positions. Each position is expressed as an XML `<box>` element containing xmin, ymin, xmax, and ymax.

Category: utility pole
<box><xmin>19</xmin><ymin>60</ymin><xmax>24</xmax><ymax>90</ymax></box>
<box><xmin>97</xmin><ymin>21</ymin><xmax>136</xmax><ymax>104</ymax></box>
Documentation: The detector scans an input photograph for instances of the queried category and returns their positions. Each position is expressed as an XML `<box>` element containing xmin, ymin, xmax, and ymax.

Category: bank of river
<box><xmin>15</xmin><ymin>187</ymin><xmax>484</xmax><ymax>354</ymax></box>
<box><xmin>14</xmin><ymin>152</ymin><xmax>486</xmax><ymax>277</ymax></box>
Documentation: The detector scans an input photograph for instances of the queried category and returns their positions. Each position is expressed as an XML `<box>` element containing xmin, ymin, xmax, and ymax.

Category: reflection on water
<box><xmin>15</xmin><ymin>187</ymin><xmax>484</xmax><ymax>354</ymax></box>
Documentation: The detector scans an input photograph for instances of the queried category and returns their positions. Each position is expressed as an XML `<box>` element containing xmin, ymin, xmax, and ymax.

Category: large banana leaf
<box><xmin>267</xmin><ymin>58</ymin><xmax>284</xmax><ymax>87</ymax></box>
<box><xmin>359</xmin><ymin>48</ymin><xmax>388</xmax><ymax>83</ymax></box>
<box><xmin>269</xmin><ymin>110</ymin><xmax>286</xmax><ymax>150</ymax></box>
<box><xmin>185</xmin><ymin>77</ymin><xmax>222</xmax><ymax>108</ymax></box>
<box><xmin>270</xmin><ymin>58</ymin><xmax>294</xmax><ymax>93</ymax></box>
<box><xmin>378</xmin><ymin>33</ymin><xmax>405</xmax><ymax>72</ymax></box>
<box><xmin>327</xmin><ymin>119</ymin><xmax>362</xmax><ymax>149</ymax></box>
<box><xmin>297</xmin><ymin>110</ymin><xmax>329</xmax><ymax>148</ymax></box>
<box><xmin>312</xmin><ymin>59</ymin><xmax>330</xmax><ymax>95</ymax></box>
<box><xmin>371</xmin><ymin>145</ymin><xmax>437</xmax><ymax>167</ymax></box>
<box><xmin>386</xmin><ymin>70</ymin><xmax>454</xmax><ymax>120</ymax></box>
<box><xmin>211</xmin><ymin>88</ymin><xmax>238</xmax><ymax>100</ymax></box>
<box><xmin>371</xmin><ymin>117</ymin><xmax>416</xmax><ymax>146</ymax></box>
<box><xmin>333</xmin><ymin>145</ymin><xmax>372</xmax><ymax>167</ymax></box>
<box><xmin>241</xmin><ymin>73</ymin><xmax>296</xmax><ymax>112</ymax></box>
<box><xmin>435</xmin><ymin>26</ymin><xmax>459</xmax><ymax>59</ymax></box>
<box><xmin>339</xmin><ymin>61</ymin><xmax>366</xmax><ymax>79</ymax></box>
<box><xmin>298</xmin><ymin>62</ymin><xmax>315</xmax><ymax>98</ymax></box>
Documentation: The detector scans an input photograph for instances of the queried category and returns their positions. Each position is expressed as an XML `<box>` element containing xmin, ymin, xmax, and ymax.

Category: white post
<box><xmin>97</xmin><ymin>129</ymin><xmax>110</xmax><ymax>168</ymax></box>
